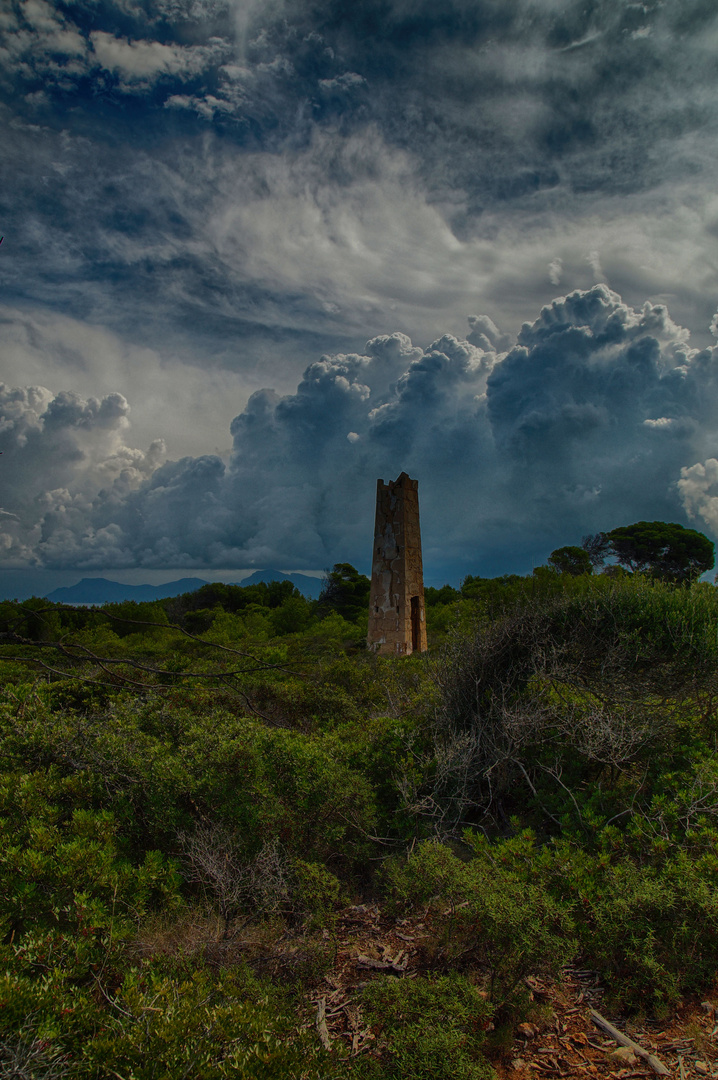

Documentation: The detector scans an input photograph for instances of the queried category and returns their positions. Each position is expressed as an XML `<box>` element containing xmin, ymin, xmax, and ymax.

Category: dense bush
<box><xmin>360</xmin><ymin>974</ymin><xmax>494</xmax><ymax>1080</ymax></box>
<box><xmin>403</xmin><ymin>575</ymin><xmax>718</xmax><ymax>833</ymax></box>
<box><xmin>385</xmin><ymin>839</ymin><xmax>575</xmax><ymax>1008</ymax></box>
<box><xmin>2</xmin><ymin>569</ymin><xmax>718</xmax><ymax>1074</ymax></box>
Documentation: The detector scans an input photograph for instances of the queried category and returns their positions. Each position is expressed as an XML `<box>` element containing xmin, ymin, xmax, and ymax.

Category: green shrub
<box><xmin>386</xmin><ymin>839</ymin><xmax>575</xmax><ymax>1007</ymax></box>
<box><xmin>421</xmin><ymin>575</ymin><xmax>718</xmax><ymax>832</ymax></box>
<box><xmin>83</xmin><ymin>965</ymin><xmax>315</xmax><ymax>1078</ymax></box>
<box><xmin>0</xmin><ymin>962</ymin><xmax>323</xmax><ymax>1079</ymax></box>
<box><xmin>571</xmin><ymin>851</ymin><xmax>718</xmax><ymax>1013</ymax></box>
<box><xmin>490</xmin><ymin>830</ymin><xmax>718</xmax><ymax>1013</ymax></box>
<box><xmin>360</xmin><ymin>973</ymin><xmax>495</xmax><ymax>1080</ymax></box>
<box><xmin>292</xmin><ymin>859</ymin><xmax>345</xmax><ymax>926</ymax></box>
<box><xmin>5</xmin><ymin>571</ymin><xmax>718</xmax><ymax>1042</ymax></box>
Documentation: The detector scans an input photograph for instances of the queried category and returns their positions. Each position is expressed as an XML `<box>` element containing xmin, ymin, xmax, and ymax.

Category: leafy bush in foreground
<box><xmin>0</xmin><ymin>961</ymin><xmax>322</xmax><ymax>1079</ymax></box>
<box><xmin>360</xmin><ymin>974</ymin><xmax>495</xmax><ymax>1080</ymax></box>
<box><xmin>385</xmin><ymin>839</ymin><xmax>575</xmax><ymax>1009</ymax></box>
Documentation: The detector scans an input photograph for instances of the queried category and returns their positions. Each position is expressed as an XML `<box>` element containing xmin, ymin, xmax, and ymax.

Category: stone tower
<box><xmin>367</xmin><ymin>472</ymin><xmax>428</xmax><ymax>656</ymax></box>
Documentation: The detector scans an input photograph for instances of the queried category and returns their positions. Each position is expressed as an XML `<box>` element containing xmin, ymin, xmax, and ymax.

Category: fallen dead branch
<box><xmin>316</xmin><ymin>997</ymin><xmax>332</xmax><ymax>1052</ymax></box>
<box><xmin>590</xmin><ymin>1007</ymin><xmax>671</xmax><ymax>1075</ymax></box>
<box><xmin>356</xmin><ymin>950</ymin><xmax>409</xmax><ymax>974</ymax></box>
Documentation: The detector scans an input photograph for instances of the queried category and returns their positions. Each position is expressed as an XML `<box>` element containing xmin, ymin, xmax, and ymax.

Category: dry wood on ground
<box><xmin>294</xmin><ymin>902</ymin><xmax>718</xmax><ymax>1078</ymax></box>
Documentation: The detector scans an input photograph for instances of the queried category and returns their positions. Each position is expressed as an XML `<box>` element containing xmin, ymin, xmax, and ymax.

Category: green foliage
<box><xmin>0</xmin><ymin>684</ymin><xmax>386</xmax><ymax>878</ymax></box>
<box><xmin>424</xmin><ymin>584</ymin><xmax>461</xmax><ymax>606</ymax></box>
<box><xmin>102</xmin><ymin>599</ymin><xmax>171</xmax><ymax>638</ymax></box>
<box><xmin>1</xmin><ymin>598</ymin><xmax>63</xmax><ymax>641</ymax></box>
<box><xmin>479</xmin><ymin>829</ymin><xmax>718</xmax><ymax>1014</ymax></box>
<box><xmin>183</xmin><ymin>606</ymin><xmax>220</xmax><ymax>633</ymax></box>
<box><xmin>83</xmin><ymin>965</ymin><xmax>315</xmax><ymax>1079</ymax></box>
<box><xmin>292</xmin><ymin>859</ymin><xmax>345</xmax><ymax>926</ymax></box>
<box><xmin>270</xmin><ymin>594</ymin><xmax>313</xmax><ymax>635</ymax></box>
<box><xmin>385</xmin><ymin>840</ymin><xmax>575</xmax><ymax>1008</ymax></box>
<box><xmin>306</xmin><ymin>610</ymin><xmax>367</xmax><ymax>651</ymax></box>
<box><xmin>547</xmin><ymin>545</ymin><xmax>593</xmax><ymax>576</ymax></box>
<box><xmin>607</xmin><ymin>520</ymin><xmax>715</xmax><ymax>581</ymax></box>
<box><xmin>3</xmin><ymin>564</ymin><xmax>718</xmax><ymax>1069</ymax></box>
<box><xmin>360</xmin><ymin>974</ymin><xmax>495</xmax><ymax>1080</ymax></box>
<box><xmin>577</xmin><ymin>852</ymin><xmax>718</xmax><ymax>1012</ymax></box>
<box><xmin>165</xmin><ymin>579</ymin><xmax>305</xmax><ymax>621</ymax></box>
<box><xmin>0</xmin><ymin>960</ymin><xmax>322</xmax><ymax>1079</ymax></box>
<box><xmin>0</xmin><ymin>763</ymin><xmax>182</xmax><ymax>945</ymax></box>
<box><xmin>581</xmin><ymin>531</ymin><xmax>612</xmax><ymax>568</ymax></box>
<box><xmin>318</xmin><ymin>563</ymin><xmax>371</xmax><ymax>623</ymax></box>
<box><xmin>424</xmin><ymin>601</ymin><xmax>458</xmax><ymax>642</ymax></box>
<box><xmin>458</xmin><ymin>573</ymin><xmax>563</xmax><ymax>620</ymax></box>
<box><xmin>422</xmin><ymin>575</ymin><xmax>718</xmax><ymax>832</ymax></box>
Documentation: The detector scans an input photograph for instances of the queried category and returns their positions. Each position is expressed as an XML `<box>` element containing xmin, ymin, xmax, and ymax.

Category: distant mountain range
<box><xmin>44</xmin><ymin>570</ymin><xmax>324</xmax><ymax>605</ymax></box>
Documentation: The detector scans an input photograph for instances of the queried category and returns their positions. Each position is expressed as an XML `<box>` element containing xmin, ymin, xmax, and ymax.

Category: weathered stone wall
<box><xmin>367</xmin><ymin>472</ymin><xmax>428</xmax><ymax>656</ymax></box>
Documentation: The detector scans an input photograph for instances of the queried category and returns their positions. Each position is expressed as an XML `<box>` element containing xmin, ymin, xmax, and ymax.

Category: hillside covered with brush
<box><xmin>2</xmin><ymin>565</ymin><xmax>718</xmax><ymax>1078</ymax></box>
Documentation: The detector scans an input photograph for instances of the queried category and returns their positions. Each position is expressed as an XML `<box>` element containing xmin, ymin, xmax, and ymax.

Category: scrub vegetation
<box><xmin>2</xmin><ymin>547</ymin><xmax>718</xmax><ymax>1077</ymax></box>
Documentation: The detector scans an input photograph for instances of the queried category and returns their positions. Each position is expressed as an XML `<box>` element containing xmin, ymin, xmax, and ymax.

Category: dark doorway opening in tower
<box><xmin>411</xmin><ymin>595</ymin><xmax>420</xmax><ymax>653</ymax></box>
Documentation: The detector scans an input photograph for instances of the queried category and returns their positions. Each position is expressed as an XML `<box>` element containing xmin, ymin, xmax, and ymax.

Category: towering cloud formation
<box><xmin>2</xmin><ymin>286</ymin><xmax>718</xmax><ymax>577</ymax></box>
<box><xmin>0</xmin><ymin>385</ymin><xmax>165</xmax><ymax>568</ymax></box>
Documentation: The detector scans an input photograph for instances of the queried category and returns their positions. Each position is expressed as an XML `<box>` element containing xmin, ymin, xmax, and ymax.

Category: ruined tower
<box><xmin>367</xmin><ymin>472</ymin><xmax>428</xmax><ymax>656</ymax></box>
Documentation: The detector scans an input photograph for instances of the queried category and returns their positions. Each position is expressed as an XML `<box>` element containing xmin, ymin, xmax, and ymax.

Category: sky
<box><xmin>2</xmin><ymin>0</ymin><xmax>718</xmax><ymax>597</ymax></box>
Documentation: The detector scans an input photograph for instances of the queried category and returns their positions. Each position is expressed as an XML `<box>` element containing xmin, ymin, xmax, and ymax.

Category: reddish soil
<box><xmin>303</xmin><ymin>902</ymin><xmax>718</xmax><ymax>1079</ymax></box>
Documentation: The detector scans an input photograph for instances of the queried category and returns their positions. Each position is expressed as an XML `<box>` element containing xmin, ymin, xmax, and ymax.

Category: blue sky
<box><xmin>2</xmin><ymin>0</ymin><xmax>718</xmax><ymax>596</ymax></box>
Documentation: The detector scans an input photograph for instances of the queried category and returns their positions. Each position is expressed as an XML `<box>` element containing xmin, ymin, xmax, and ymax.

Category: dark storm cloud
<box><xmin>195</xmin><ymin>0</ymin><xmax>718</xmax><ymax>203</ymax></box>
<box><xmin>2</xmin><ymin>2</ymin><xmax>718</xmax><ymax>579</ymax></box>
<box><xmin>0</xmin><ymin>382</ymin><xmax>165</xmax><ymax>566</ymax></box>
<box><xmin>480</xmin><ymin>288</ymin><xmax>718</xmax><ymax>539</ymax></box>
<box><xmin>4</xmin><ymin>287</ymin><xmax>718</xmax><ymax>577</ymax></box>
<box><xmin>2</xmin><ymin>0</ymin><xmax>718</xmax><ymax>365</ymax></box>
<box><xmin>487</xmin><ymin>288</ymin><xmax>693</xmax><ymax>456</ymax></box>
<box><xmin>5</xmin><ymin>0</ymin><xmax>718</xmax><ymax>236</ymax></box>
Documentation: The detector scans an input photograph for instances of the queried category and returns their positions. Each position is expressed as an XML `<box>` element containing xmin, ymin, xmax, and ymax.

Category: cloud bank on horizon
<box><xmin>4</xmin><ymin>285</ymin><xmax>718</xmax><ymax>578</ymax></box>
<box><xmin>2</xmin><ymin>0</ymin><xmax>718</xmax><ymax>580</ymax></box>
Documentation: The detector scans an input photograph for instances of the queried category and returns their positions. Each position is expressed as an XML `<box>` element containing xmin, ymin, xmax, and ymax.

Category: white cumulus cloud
<box><xmin>4</xmin><ymin>286</ymin><xmax>718</xmax><ymax>576</ymax></box>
